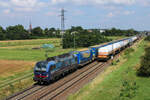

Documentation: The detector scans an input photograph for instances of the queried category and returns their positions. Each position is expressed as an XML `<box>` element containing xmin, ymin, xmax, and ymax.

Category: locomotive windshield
<box><xmin>35</xmin><ymin>61</ymin><xmax>47</xmax><ymax>72</ymax></box>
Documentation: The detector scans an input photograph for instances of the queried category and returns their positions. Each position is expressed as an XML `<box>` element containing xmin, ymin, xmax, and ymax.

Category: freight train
<box><xmin>33</xmin><ymin>36</ymin><xmax>138</xmax><ymax>84</ymax></box>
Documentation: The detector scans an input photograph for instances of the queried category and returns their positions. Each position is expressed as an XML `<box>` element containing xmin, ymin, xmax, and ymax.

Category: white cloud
<box><xmin>72</xmin><ymin>10</ymin><xmax>84</xmax><ymax>16</ymax></box>
<box><xmin>2</xmin><ymin>9</ymin><xmax>18</xmax><ymax>18</ymax></box>
<box><xmin>51</xmin><ymin>0</ymin><xmax>136</xmax><ymax>5</ymax></box>
<box><xmin>0</xmin><ymin>1</ymin><xmax>10</xmax><ymax>7</ymax></box>
<box><xmin>10</xmin><ymin>0</ymin><xmax>37</xmax><ymax>7</ymax></box>
<box><xmin>3</xmin><ymin>9</ymin><xmax>11</xmax><ymax>14</ymax></box>
<box><xmin>123</xmin><ymin>10</ymin><xmax>134</xmax><ymax>15</ymax></box>
<box><xmin>0</xmin><ymin>0</ymin><xmax>46</xmax><ymax>12</ymax></box>
<box><xmin>107</xmin><ymin>12</ymin><xmax>115</xmax><ymax>17</ymax></box>
<box><xmin>14</xmin><ymin>7</ymin><xmax>35</xmax><ymax>12</ymax></box>
<box><xmin>106</xmin><ymin>10</ymin><xmax>135</xmax><ymax>18</ymax></box>
<box><xmin>45</xmin><ymin>12</ymin><xmax>57</xmax><ymax>16</ymax></box>
<box><xmin>141</xmin><ymin>0</ymin><xmax>150</xmax><ymax>6</ymax></box>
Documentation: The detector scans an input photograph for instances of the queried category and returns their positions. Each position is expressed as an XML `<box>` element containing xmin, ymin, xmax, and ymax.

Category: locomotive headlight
<box><xmin>46</xmin><ymin>74</ymin><xmax>48</xmax><ymax>77</ymax></box>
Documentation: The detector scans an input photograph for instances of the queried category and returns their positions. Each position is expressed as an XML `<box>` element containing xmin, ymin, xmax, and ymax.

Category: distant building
<box><xmin>99</xmin><ymin>29</ymin><xmax>106</xmax><ymax>33</ymax></box>
<box><xmin>87</xmin><ymin>29</ymin><xmax>93</xmax><ymax>32</ymax></box>
<box><xmin>87</xmin><ymin>29</ymin><xmax>108</xmax><ymax>33</ymax></box>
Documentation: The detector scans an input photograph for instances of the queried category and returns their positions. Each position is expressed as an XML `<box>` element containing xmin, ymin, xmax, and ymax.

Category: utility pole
<box><xmin>61</xmin><ymin>8</ymin><xmax>65</xmax><ymax>34</ymax></box>
<box><xmin>60</xmin><ymin>8</ymin><xmax>66</xmax><ymax>48</ymax></box>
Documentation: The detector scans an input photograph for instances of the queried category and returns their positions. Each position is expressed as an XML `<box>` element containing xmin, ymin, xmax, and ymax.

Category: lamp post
<box><xmin>71</xmin><ymin>31</ymin><xmax>77</xmax><ymax>51</ymax></box>
<box><xmin>74</xmin><ymin>32</ymin><xmax>76</xmax><ymax>51</ymax></box>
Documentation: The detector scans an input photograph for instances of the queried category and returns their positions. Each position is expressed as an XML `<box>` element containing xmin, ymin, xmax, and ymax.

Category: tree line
<box><xmin>62</xmin><ymin>26</ymin><xmax>111</xmax><ymax>48</ymax></box>
<box><xmin>102</xmin><ymin>28</ymin><xmax>139</xmax><ymax>36</ymax></box>
<box><xmin>0</xmin><ymin>25</ymin><xmax>61</xmax><ymax>40</ymax></box>
<box><xmin>137</xmin><ymin>36</ymin><xmax>150</xmax><ymax>77</ymax></box>
<box><xmin>62</xmin><ymin>27</ymin><xmax>140</xmax><ymax>48</ymax></box>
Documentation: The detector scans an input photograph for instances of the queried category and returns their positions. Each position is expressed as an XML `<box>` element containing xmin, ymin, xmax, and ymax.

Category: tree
<box><xmin>6</xmin><ymin>25</ymin><xmax>29</xmax><ymax>40</ymax></box>
<box><xmin>102</xmin><ymin>28</ymin><xmax>139</xmax><ymax>36</ymax></box>
<box><xmin>137</xmin><ymin>47</ymin><xmax>150</xmax><ymax>77</ymax></box>
<box><xmin>44</xmin><ymin>27</ymin><xmax>61</xmax><ymax>38</ymax></box>
<box><xmin>62</xmin><ymin>26</ymin><xmax>111</xmax><ymax>48</ymax></box>
<box><xmin>69</xmin><ymin>26</ymin><xmax>83</xmax><ymax>33</ymax></box>
<box><xmin>32</xmin><ymin>27</ymin><xmax>43</xmax><ymax>37</ymax></box>
<box><xmin>0</xmin><ymin>26</ymin><xmax>6</xmax><ymax>40</ymax></box>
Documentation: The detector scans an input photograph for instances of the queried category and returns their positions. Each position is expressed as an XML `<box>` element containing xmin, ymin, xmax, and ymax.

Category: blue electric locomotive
<box><xmin>33</xmin><ymin>49</ymin><xmax>94</xmax><ymax>84</ymax></box>
<box><xmin>33</xmin><ymin>52</ymin><xmax>78</xmax><ymax>83</ymax></box>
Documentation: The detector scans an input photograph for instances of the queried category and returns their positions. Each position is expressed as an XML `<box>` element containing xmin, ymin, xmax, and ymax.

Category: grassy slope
<box><xmin>68</xmin><ymin>40</ymin><xmax>150</xmax><ymax>100</ymax></box>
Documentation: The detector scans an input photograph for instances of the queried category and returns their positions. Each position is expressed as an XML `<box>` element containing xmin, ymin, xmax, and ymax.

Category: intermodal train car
<box><xmin>92</xmin><ymin>36</ymin><xmax>138</xmax><ymax>60</ymax></box>
<box><xmin>74</xmin><ymin>49</ymin><xmax>93</xmax><ymax>66</ymax></box>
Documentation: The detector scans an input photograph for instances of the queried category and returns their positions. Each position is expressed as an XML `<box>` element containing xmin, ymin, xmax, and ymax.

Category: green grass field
<box><xmin>0</xmin><ymin>38</ymin><xmax>74</xmax><ymax>61</ymax></box>
<box><xmin>106</xmin><ymin>36</ymin><xmax>127</xmax><ymax>40</ymax></box>
<box><xmin>0</xmin><ymin>48</ymin><xmax>74</xmax><ymax>61</ymax></box>
<box><xmin>0</xmin><ymin>38</ymin><xmax>60</xmax><ymax>47</ymax></box>
<box><xmin>68</xmin><ymin>39</ymin><xmax>150</xmax><ymax>100</ymax></box>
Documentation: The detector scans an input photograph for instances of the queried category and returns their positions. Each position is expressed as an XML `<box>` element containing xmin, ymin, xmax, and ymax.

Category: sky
<box><xmin>0</xmin><ymin>0</ymin><xmax>149</xmax><ymax>31</ymax></box>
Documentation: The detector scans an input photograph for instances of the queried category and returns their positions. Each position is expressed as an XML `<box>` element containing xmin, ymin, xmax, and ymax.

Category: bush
<box><xmin>112</xmin><ymin>59</ymin><xmax>120</xmax><ymax>65</ymax></box>
<box><xmin>124</xmin><ymin>48</ymin><xmax>135</xmax><ymax>58</ymax></box>
<box><xmin>115</xmin><ymin>69</ymin><xmax>139</xmax><ymax>100</ymax></box>
<box><xmin>137</xmin><ymin>47</ymin><xmax>150</xmax><ymax>77</ymax></box>
<box><xmin>118</xmin><ymin>79</ymin><xmax>138</xmax><ymax>100</ymax></box>
<box><xmin>145</xmin><ymin>36</ymin><xmax>150</xmax><ymax>41</ymax></box>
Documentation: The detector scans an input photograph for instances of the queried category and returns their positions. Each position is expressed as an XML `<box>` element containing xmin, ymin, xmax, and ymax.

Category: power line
<box><xmin>60</xmin><ymin>8</ymin><xmax>66</xmax><ymax>34</ymax></box>
<box><xmin>60</xmin><ymin>8</ymin><xmax>66</xmax><ymax>48</ymax></box>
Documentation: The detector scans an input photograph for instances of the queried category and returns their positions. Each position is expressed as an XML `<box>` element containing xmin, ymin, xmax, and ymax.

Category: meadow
<box><xmin>68</xmin><ymin>39</ymin><xmax>150</xmax><ymax>100</ymax></box>
<box><xmin>0</xmin><ymin>38</ymin><xmax>74</xmax><ymax>61</ymax></box>
<box><xmin>106</xmin><ymin>36</ymin><xmax>128</xmax><ymax>40</ymax></box>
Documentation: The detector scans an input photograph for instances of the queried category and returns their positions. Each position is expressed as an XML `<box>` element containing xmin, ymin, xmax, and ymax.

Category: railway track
<box><xmin>6</xmin><ymin>55</ymin><xmax>119</xmax><ymax>100</ymax></box>
<box><xmin>6</xmin><ymin>61</ymin><xmax>99</xmax><ymax>100</ymax></box>
<box><xmin>39</xmin><ymin>62</ymin><xmax>106</xmax><ymax>100</ymax></box>
<box><xmin>0</xmin><ymin>73</ymin><xmax>33</xmax><ymax>89</ymax></box>
<box><xmin>6</xmin><ymin>85</ymin><xmax>44</xmax><ymax>100</ymax></box>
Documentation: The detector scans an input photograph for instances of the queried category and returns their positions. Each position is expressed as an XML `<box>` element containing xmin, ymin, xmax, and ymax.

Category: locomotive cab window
<box><xmin>50</xmin><ymin>65</ymin><xmax>56</xmax><ymax>71</ymax></box>
<box><xmin>35</xmin><ymin>62</ymin><xmax>47</xmax><ymax>72</ymax></box>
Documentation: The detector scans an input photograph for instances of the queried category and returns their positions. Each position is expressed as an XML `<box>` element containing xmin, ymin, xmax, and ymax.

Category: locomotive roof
<box><xmin>46</xmin><ymin>52</ymin><xmax>75</xmax><ymax>62</ymax></box>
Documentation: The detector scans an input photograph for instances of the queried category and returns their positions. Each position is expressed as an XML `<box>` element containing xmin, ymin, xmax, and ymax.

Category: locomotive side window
<box><xmin>71</xmin><ymin>58</ymin><xmax>76</xmax><ymax>64</ymax></box>
<box><xmin>62</xmin><ymin>61</ymin><xmax>65</xmax><ymax>67</ymax></box>
<box><xmin>50</xmin><ymin>65</ymin><xmax>56</xmax><ymax>70</ymax></box>
<box><xmin>69</xmin><ymin>59</ymin><xmax>72</xmax><ymax>65</ymax></box>
<box><xmin>64</xmin><ymin>60</ymin><xmax>70</xmax><ymax>67</ymax></box>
